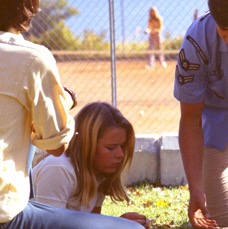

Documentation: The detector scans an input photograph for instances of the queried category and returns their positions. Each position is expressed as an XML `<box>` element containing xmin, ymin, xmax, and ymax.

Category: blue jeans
<box><xmin>0</xmin><ymin>201</ymin><xmax>144</xmax><ymax>229</ymax></box>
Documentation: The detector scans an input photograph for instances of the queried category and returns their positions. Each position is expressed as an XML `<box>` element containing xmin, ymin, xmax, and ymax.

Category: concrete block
<box><xmin>122</xmin><ymin>134</ymin><xmax>160</xmax><ymax>186</ymax></box>
<box><xmin>160</xmin><ymin>133</ymin><xmax>187</xmax><ymax>186</ymax></box>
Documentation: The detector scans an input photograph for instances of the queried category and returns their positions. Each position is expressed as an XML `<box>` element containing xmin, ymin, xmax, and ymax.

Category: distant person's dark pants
<box><xmin>148</xmin><ymin>33</ymin><xmax>165</xmax><ymax>66</ymax></box>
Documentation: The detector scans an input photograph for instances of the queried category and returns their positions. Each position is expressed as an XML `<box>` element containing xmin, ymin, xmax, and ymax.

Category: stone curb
<box><xmin>122</xmin><ymin>133</ymin><xmax>187</xmax><ymax>186</ymax></box>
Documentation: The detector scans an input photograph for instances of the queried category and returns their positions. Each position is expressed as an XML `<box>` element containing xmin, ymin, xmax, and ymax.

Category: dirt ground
<box><xmin>57</xmin><ymin>59</ymin><xmax>180</xmax><ymax>135</ymax></box>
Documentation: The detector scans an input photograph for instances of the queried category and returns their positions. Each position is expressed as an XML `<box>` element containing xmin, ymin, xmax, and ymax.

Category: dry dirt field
<box><xmin>57</xmin><ymin>59</ymin><xmax>180</xmax><ymax>135</ymax></box>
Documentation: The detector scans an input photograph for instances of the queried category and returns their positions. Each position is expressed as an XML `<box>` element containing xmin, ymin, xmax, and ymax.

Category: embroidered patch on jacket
<box><xmin>179</xmin><ymin>49</ymin><xmax>200</xmax><ymax>71</ymax></box>
<box><xmin>186</xmin><ymin>35</ymin><xmax>208</xmax><ymax>65</ymax></box>
<box><xmin>176</xmin><ymin>66</ymin><xmax>194</xmax><ymax>85</ymax></box>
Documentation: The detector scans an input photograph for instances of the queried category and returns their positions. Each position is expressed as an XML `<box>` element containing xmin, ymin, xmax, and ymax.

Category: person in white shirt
<box><xmin>32</xmin><ymin>102</ymin><xmax>150</xmax><ymax>229</ymax></box>
<box><xmin>0</xmin><ymin>1</ymin><xmax>144</xmax><ymax>229</ymax></box>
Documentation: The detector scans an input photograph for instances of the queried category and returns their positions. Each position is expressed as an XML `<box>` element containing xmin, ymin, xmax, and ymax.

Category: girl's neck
<box><xmin>8</xmin><ymin>27</ymin><xmax>20</xmax><ymax>34</ymax></box>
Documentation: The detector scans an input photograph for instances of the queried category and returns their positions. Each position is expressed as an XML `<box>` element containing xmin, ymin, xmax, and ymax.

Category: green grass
<box><xmin>102</xmin><ymin>182</ymin><xmax>192</xmax><ymax>228</ymax></box>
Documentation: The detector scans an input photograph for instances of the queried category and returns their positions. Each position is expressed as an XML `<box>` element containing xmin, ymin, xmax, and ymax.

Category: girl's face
<box><xmin>150</xmin><ymin>9</ymin><xmax>155</xmax><ymax>18</ymax></box>
<box><xmin>93</xmin><ymin>127</ymin><xmax>126</xmax><ymax>175</ymax></box>
<box><xmin>217</xmin><ymin>25</ymin><xmax>228</xmax><ymax>44</ymax></box>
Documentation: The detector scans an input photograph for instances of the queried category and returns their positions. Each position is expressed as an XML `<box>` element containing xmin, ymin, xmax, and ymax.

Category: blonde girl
<box><xmin>145</xmin><ymin>7</ymin><xmax>167</xmax><ymax>68</ymax></box>
<box><xmin>32</xmin><ymin>102</ymin><xmax>150</xmax><ymax>228</ymax></box>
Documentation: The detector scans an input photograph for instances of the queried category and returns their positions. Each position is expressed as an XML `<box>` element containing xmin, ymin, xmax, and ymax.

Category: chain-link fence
<box><xmin>27</xmin><ymin>0</ymin><xmax>209</xmax><ymax>135</ymax></box>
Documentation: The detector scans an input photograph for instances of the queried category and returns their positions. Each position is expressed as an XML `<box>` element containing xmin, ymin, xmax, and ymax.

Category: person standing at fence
<box><xmin>144</xmin><ymin>7</ymin><xmax>167</xmax><ymax>69</ymax></box>
<box><xmin>193</xmin><ymin>8</ymin><xmax>198</xmax><ymax>21</ymax></box>
<box><xmin>174</xmin><ymin>0</ymin><xmax>228</xmax><ymax>228</ymax></box>
<box><xmin>32</xmin><ymin>102</ymin><xmax>150</xmax><ymax>229</ymax></box>
<box><xmin>0</xmin><ymin>1</ymin><xmax>144</xmax><ymax>229</ymax></box>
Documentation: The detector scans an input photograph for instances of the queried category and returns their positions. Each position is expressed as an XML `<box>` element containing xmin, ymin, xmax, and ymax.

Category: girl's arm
<box><xmin>121</xmin><ymin>212</ymin><xmax>150</xmax><ymax>229</ymax></box>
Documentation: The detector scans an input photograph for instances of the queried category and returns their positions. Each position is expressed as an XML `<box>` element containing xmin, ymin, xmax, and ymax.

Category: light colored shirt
<box><xmin>174</xmin><ymin>14</ymin><xmax>228</xmax><ymax>150</ymax></box>
<box><xmin>147</xmin><ymin>19</ymin><xmax>163</xmax><ymax>34</ymax></box>
<box><xmin>0</xmin><ymin>32</ymin><xmax>75</xmax><ymax>223</ymax></box>
<box><xmin>32</xmin><ymin>153</ymin><xmax>105</xmax><ymax>211</ymax></box>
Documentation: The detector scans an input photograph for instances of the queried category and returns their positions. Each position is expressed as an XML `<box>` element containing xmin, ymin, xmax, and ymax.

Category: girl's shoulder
<box><xmin>34</xmin><ymin>153</ymin><xmax>73</xmax><ymax>171</ymax></box>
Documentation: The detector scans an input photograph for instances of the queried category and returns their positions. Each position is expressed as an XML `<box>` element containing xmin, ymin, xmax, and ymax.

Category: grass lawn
<box><xmin>102</xmin><ymin>182</ymin><xmax>192</xmax><ymax>228</ymax></box>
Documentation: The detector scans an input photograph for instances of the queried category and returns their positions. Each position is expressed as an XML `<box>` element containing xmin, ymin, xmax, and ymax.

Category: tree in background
<box><xmin>29</xmin><ymin>21</ymin><xmax>80</xmax><ymax>50</ymax></box>
<box><xmin>80</xmin><ymin>30</ymin><xmax>109</xmax><ymax>51</ymax></box>
<box><xmin>23</xmin><ymin>0</ymin><xmax>183</xmax><ymax>52</ymax></box>
<box><xmin>25</xmin><ymin>0</ymin><xmax>109</xmax><ymax>51</ymax></box>
<box><xmin>27</xmin><ymin>0</ymin><xmax>79</xmax><ymax>37</ymax></box>
<box><xmin>163</xmin><ymin>32</ymin><xmax>183</xmax><ymax>50</ymax></box>
<box><xmin>24</xmin><ymin>0</ymin><xmax>80</xmax><ymax>50</ymax></box>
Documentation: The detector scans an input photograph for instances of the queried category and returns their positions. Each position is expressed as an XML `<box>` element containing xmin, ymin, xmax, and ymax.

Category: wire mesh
<box><xmin>26</xmin><ymin>0</ymin><xmax>209</xmax><ymax>134</ymax></box>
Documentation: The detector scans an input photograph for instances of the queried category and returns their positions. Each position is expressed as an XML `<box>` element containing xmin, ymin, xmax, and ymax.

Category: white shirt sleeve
<box><xmin>26</xmin><ymin>49</ymin><xmax>75</xmax><ymax>150</ymax></box>
<box><xmin>32</xmin><ymin>155</ymin><xmax>76</xmax><ymax>208</ymax></box>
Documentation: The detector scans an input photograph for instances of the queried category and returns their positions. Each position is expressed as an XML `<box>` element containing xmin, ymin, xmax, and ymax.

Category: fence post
<box><xmin>108</xmin><ymin>0</ymin><xmax>117</xmax><ymax>107</ymax></box>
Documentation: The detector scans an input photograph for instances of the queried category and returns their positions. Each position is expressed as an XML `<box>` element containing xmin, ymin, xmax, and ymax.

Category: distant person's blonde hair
<box><xmin>149</xmin><ymin>7</ymin><xmax>162</xmax><ymax>23</ymax></box>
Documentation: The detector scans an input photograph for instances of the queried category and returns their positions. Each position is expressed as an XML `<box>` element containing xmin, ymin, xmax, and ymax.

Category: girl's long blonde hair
<box><xmin>149</xmin><ymin>7</ymin><xmax>162</xmax><ymax>22</ymax></box>
<box><xmin>65</xmin><ymin>102</ymin><xmax>135</xmax><ymax>208</ymax></box>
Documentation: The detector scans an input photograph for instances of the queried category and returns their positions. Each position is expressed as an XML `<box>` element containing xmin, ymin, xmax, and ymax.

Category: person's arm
<box><xmin>91</xmin><ymin>199</ymin><xmax>150</xmax><ymax>228</ymax></box>
<box><xmin>91</xmin><ymin>193</ymin><xmax>105</xmax><ymax>213</ymax></box>
<box><xmin>179</xmin><ymin>101</ymin><xmax>217</xmax><ymax>228</ymax></box>
<box><xmin>120</xmin><ymin>212</ymin><xmax>150</xmax><ymax>229</ymax></box>
<box><xmin>179</xmin><ymin>101</ymin><xmax>204</xmax><ymax>195</ymax></box>
<box><xmin>31</xmin><ymin>122</ymin><xmax>69</xmax><ymax>157</ymax></box>
<box><xmin>28</xmin><ymin>49</ymin><xmax>75</xmax><ymax>153</ymax></box>
<box><xmin>144</xmin><ymin>27</ymin><xmax>151</xmax><ymax>34</ymax></box>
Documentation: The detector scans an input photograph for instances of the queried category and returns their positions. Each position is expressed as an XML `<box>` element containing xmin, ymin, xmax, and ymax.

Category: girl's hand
<box><xmin>144</xmin><ymin>28</ymin><xmax>151</xmax><ymax>34</ymax></box>
<box><xmin>120</xmin><ymin>212</ymin><xmax>150</xmax><ymax>229</ymax></box>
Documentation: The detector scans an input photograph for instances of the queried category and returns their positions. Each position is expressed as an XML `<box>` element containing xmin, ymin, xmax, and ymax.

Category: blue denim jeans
<box><xmin>0</xmin><ymin>201</ymin><xmax>144</xmax><ymax>229</ymax></box>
